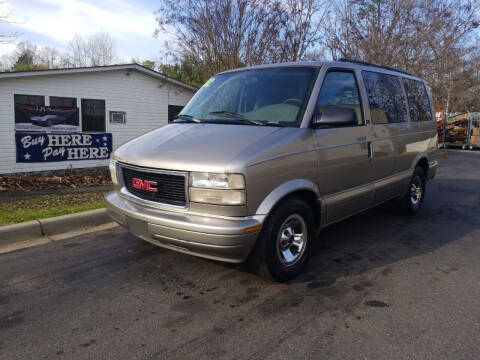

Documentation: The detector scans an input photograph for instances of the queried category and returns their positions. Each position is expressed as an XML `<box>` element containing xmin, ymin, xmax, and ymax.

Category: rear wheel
<box><xmin>397</xmin><ymin>166</ymin><xmax>426</xmax><ymax>215</ymax></box>
<box><xmin>247</xmin><ymin>197</ymin><xmax>315</xmax><ymax>282</ymax></box>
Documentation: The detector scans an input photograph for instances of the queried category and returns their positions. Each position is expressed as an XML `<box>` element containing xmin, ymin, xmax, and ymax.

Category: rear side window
<box><xmin>316</xmin><ymin>70</ymin><xmax>364</xmax><ymax>125</ymax></box>
<box><xmin>402</xmin><ymin>79</ymin><xmax>433</xmax><ymax>122</ymax></box>
<box><xmin>362</xmin><ymin>71</ymin><xmax>407</xmax><ymax>124</ymax></box>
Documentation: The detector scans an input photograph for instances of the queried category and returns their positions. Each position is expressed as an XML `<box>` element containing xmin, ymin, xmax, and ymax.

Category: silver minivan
<box><xmin>105</xmin><ymin>60</ymin><xmax>438</xmax><ymax>281</ymax></box>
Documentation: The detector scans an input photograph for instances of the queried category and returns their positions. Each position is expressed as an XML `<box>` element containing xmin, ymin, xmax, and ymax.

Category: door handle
<box><xmin>367</xmin><ymin>141</ymin><xmax>373</xmax><ymax>161</ymax></box>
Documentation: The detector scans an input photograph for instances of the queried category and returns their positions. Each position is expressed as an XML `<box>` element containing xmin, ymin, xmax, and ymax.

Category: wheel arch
<box><xmin>410</xmin><ymin>152</ymin><xmax>430</xmax><ymax>178</ymax></box>
<box><xmin>416</xmin><ymin>157</ymin><xmax>429</xmax><ymax>178</ymax></box>
<box><xmin>255</xmin><ymin>179</ymin><xmax>322</xmax><ymax>226</ymax></box>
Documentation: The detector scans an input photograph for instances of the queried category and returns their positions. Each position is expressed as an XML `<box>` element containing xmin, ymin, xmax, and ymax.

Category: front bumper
<box><xmin>105</xmin><ymin>191</ymin><xmax>263</xmax><ymax>263</ymax></box>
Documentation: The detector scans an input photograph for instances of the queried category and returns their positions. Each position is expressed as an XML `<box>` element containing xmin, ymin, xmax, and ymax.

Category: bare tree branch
<box><xmin>154</xmin><ymin>0</ymin><xmax>328</xmax><ymax>76</ymax></box>
<box><xmin>323</xmin><ymin>0</ymin><xmax>480</xmax><ymax>112</ymax></box>
<box><xmin>67</xmin><ymin>31</ymin><xmax>118</xmax><ymax>67</ymax></box>
<box><xmin>0</xmin><ymin>1</ymin><xmax>19</xmax><ymax>44</ymax></box>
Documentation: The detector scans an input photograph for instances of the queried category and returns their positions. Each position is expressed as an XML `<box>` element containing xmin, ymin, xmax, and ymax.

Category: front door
<box><xmin>312</xmin><ymin>68</ymin><xmax>373</xmax><ymax>225</ymax></box>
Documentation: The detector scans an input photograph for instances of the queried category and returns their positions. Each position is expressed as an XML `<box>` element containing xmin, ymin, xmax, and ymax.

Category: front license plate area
<box><xmin>126</xmin><ymin>217</ymin><xmax>148</xmax><ymax>239</ymax></box>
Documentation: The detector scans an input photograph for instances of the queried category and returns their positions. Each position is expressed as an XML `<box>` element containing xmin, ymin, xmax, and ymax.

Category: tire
<box><xmin>247</xmin><ymin>197</ymin><xmax>315</xmax><ymax>282</ymax></box>
<box><xmin>397</xmin><ymin>166</ymin><xmax>426</xmax><ymax>215</ymax></box>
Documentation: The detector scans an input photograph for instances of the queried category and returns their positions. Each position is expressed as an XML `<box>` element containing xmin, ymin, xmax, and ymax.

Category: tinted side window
<box><xmin>362</xmin><ymin>71</ymin><xmax>407</xmax><ymax>124</ymax></box>
<box><xmin>316</xmin><ymin>71</ymin><xmax>363</xmax><ymax>125</ymax></box>
<box><xmin>402</xmin><ymin>79</ymin><xmax>432</xmax><ymax>122</ymax></box>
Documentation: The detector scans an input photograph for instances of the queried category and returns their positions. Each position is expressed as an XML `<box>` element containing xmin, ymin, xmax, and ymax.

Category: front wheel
<box><xmin>396</xmin><ymin>166</ymin><xmax>426</xmax><ymax>215</ymax></box>
<box><xmin>247</xmin><ymin>197</ymin><xmax>315</xmax><ymax>282</ymax></box>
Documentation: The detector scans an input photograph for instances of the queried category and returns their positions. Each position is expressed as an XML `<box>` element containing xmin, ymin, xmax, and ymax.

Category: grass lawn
<box><xmin>0</xmin><ymin>191</ymin><xmax>106</xmax><ymax>226</ymax></box>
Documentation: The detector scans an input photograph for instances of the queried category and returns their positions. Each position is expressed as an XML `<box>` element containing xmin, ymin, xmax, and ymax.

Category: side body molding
<box><xmin>255</xmin><ymin>179</ymin><xmax>321</xmax><ymax>216</ymax></box>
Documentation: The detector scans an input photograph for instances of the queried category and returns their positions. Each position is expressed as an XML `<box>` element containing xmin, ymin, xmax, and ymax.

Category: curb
<box><xmin>0</xmin><ymin>220</ymin><xmax>44</xmax><ymax>246</ymax></box>
<box><xmin>0</xmin><ymin>208</ymin><xmax>112</xmax><ymax>246</ymax></box>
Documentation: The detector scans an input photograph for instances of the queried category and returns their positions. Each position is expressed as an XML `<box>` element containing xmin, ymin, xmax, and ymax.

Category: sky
<box><xmin>0</xmin><ymin>0</ymin><xmax>169</xmax><ymax>62</ymax></box>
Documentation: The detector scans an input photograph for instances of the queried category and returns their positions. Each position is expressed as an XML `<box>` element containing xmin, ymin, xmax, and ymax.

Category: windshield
<box><xmin>178</xmin><ymin>67</ymin><xmax>318</xmax><ymax>127</ymax></box>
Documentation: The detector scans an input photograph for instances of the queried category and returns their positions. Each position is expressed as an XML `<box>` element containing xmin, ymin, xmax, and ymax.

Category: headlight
<box><xmin>109</xmin><ymin>158</ymin><xmax>118</xmax><ymax>186</ymax></box>
<box><xmin>189</xmin><ymin>172</ymin><xmax>245</xmax><ymax>205</ymax></box>
<box><xmin>190</xmin><ymin>172</ymin><xmax>245</xmax><ymax>189</ymax></box>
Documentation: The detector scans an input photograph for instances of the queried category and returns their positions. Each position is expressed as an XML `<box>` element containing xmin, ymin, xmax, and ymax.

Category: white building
<box><xmin>0</xmin><ymin>64</ymin><xmax>197</xmax><ymax>174</ymax></box>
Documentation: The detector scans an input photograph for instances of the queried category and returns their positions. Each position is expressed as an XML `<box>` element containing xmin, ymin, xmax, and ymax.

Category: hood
<box><xmin>114</xmin><ymin>123</ymin><xmax>283</xmax><ymax>172</ymax></box>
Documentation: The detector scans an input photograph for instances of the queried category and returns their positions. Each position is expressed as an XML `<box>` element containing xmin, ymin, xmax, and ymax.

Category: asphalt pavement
<box><xmin>1</xmin><ymin>150</ymin><xmax>479</xmax><ymax>360</ymax></box>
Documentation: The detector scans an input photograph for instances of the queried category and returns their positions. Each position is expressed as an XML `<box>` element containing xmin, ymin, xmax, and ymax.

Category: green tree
<box><xmin>158</xmin><ymin>56</ymin><xmax>210</xmax><ymax>88</ymax></box>
<box><xmin>11</xmin><ymin>50</ymin><xmax>46</xmax><ymax>72</ymax></box>
<box><xmin>131</xmin><ymin>58</ymin><xmax>156</xmax><ymax>70</ymax></box>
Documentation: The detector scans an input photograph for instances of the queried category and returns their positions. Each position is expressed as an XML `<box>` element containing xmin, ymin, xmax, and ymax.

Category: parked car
<box><xmin>105</xmin><ymin>59</ymin><xmax>438</xmax><ymax>281</ymax></box>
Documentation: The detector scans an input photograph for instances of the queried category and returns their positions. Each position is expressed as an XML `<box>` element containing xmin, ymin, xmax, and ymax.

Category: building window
<box><xmin>362</xmin><ymin>71</ymin><xmax>407</xmax><ymax>124</ymax></box>
<box><xmin>402</xmin><ymin>79</ymin><xmax>433</xmax><ymax>122</ymax></box>
<box><xmin>110</xmin><ymin>111</ymin><xmax>126</xmax><ymax>124</ymax></box>
<box><xmin>81</xmin><ymin>99</ymin><xmax>105</xmax><ymax>132</ymax></box>
<box><xmin>14</xmin><ymin>94</ymin><xmax>45</xmax><ymax>126</ymax></box>
<box><xmin>50</xmin><ymin>96</ymin><xmax>77</xmax><ymax>108</ymax></box>
<box><xmin>168</xmin><ymin>105</ymin><xmax>184</xmax><ymax>123</ymax></box>
<box><xmin>14</xmin><ymin>94</ymin><xmax>45</xmax><ymax>106</ymax></box>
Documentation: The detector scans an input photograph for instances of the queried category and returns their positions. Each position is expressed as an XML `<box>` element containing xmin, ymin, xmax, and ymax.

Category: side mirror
<box><xmin>312</xmin><ymin>106</ymin><xmax>357</xmax><ymax>128</ymax></box>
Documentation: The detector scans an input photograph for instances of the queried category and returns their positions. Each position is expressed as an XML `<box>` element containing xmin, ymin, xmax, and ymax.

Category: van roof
<box><xmin>219</xmin><ymin>59</ymin><xmax>422</xmax><ymax>81</ymax></box>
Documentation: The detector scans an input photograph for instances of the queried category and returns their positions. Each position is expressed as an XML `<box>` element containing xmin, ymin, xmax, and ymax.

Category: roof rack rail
<box><xmin>338</xmin><ymin>58</ymin><xmax>413</xmax><ymax>76</ymax></box>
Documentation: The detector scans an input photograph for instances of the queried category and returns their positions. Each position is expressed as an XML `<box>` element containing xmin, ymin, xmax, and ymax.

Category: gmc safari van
<box><xmin>105</xmin><ymin>59</ymin><xmax>438</xmax><ymax>281</ymax></box>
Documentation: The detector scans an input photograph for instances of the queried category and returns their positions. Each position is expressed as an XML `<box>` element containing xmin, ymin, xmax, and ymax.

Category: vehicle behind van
<box><xmin>106</xmin><ymin>59</ymin><xmax>438</xmax><ymax>281</ymax></box>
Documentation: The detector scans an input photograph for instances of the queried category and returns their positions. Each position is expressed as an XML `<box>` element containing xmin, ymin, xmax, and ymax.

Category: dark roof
<box><xmin>0</xmin><ymin>63</ymin><xmax>198</xmax><ymax>91</ymax></box>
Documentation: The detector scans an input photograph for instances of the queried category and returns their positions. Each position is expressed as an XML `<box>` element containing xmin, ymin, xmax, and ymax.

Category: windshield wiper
<box><xmin>173</xmin><ymin>114</ymin><xmax>202</xmax><ymax>123</ymax></box>
<box><xmin>209</xmin><ymin>110</ymin><xmax>247</xmax><ymax>119</ymax></box>
<box><xmin>208</xmin><ymin>110</ymin><xmax>264</xmax><ymax>126</ymax></box>
<box><xmin>178</xmin><ymin>111</ymin><xmax>286</xmax><ymax>127</ymax></box>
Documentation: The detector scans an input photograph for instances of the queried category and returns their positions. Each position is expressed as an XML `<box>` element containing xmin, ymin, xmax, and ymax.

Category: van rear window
<box><xmin>362</xmin><ymin>71</ymin><xmax>407</xmax><ymax>124</ymax></box>
<box><xmin>402</xmin><ymin>79</ymin><xmax>433</xmax><ymax>122</ymax></box>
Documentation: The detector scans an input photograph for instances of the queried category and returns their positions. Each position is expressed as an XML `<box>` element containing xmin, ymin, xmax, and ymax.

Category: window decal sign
<box><xmin>15</xmin><ymin>104</ymin><xmax>80</xmax><ymax>133</ymax></box>
<box><xmin>15</xmin><ymin>133</ymin><xmax>113</xmax><ymax>163</ymax></box>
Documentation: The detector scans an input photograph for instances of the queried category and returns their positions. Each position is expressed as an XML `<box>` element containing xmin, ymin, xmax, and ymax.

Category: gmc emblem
<box><xmin>132</xmin><ymin>178</ymin><xmax>158</xmax><ymax>192</ymax></box>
